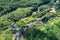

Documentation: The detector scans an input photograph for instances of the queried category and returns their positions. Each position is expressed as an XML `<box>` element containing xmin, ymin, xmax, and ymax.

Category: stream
<box><xmin>11</xmin><ymin>21</ymin><xmax>21</xmax><ymax>40</ymax></box>
<box><xmin>11</xmin><ymin>18</ymin><xmax>42</xmax><ymax>40</ymax></box>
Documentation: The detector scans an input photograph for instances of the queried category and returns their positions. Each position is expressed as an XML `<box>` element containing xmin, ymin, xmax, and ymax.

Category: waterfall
<box><xmin>11</xmin><ymin>22</ymin><xmax>21</xmax><ymax>40</ymax></box>
<box><xmin>56</xmin><ymin>0</ymin><xmax>59</xmax><ymax>3</ymax></box>
<box><xmin>15</xmin><ymin>28</ymin><xmax>21</xmax><ymax>40</ymax></box>
<box><xmin>38</xmin><ymin>7</ymin><xmax>40</xmax><ymax>12</ymax></box>
<box><xmin>50</xmin><ymin>6</ymin><xmax>56</xmax><ymax>13</ymax></box>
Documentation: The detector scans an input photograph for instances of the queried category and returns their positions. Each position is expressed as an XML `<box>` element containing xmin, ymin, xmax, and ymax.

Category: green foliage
<box><xmin>23</xmin><ymin>17</ymin><xmax>60</xmax><ymax>40</ymax></box>
<box><xmin>8</xmin><ymin>7</ymin><xmax>32</xmax><ymax>20</ymax></box>
<box><xmin>0</xmin><ymin>7</ymin><xmax>32</xmax><ymax>28</ymax></box>
<box><xmin>0</xmin><ymin>19</ymin><xmax>13</xmax><ymax>28</ymax></box>
<box><xmin>0</xmin><ymin>27</ymin><xmax>13</xmax><ymax>40</ymax></box>
<box><xmin>0</xmin><ymin>0</ymin><xmax>50</xmax><ymax>16</ymax></box>
<box><xmin>32</xmin><ymin>12</ymin><xmax>42</xmax><ymax>17</ymax></box>
<box><xmin>0</xmin><ymin>0</ymin><xmax>60</xmax><ymax>40</ymax></box>
<box><xmin>16</xmin><ymin>16</ymin><xmax>37</xmax><ymax>28</ymax></box>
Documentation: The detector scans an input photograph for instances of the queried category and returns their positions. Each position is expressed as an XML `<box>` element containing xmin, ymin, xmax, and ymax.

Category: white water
<box><xmin>23</xmin><ymin>18</ymin><xmax>42</xmax><ymax>31</ymax></box>
<box><xmin>50</xmin><ymin>6</ymin><xmax>56</xmax><ymax>13</ymax></box>
<box><xmin>11</xmin><ymin>22</ymin><xmax>21</xmax><ymax>40</ymax></box>
<box><xmin>56</xmin><ymin>0</ymin><xmax>59</xmax><ymax>3</ymax></box>
<box><xmin>50</xmin><ymin>0</ymin><xmax>59</xmax><ymax>13</ymax></box>
<box><xmin>38</xmin><ymin>7</ymin><xmax>40</xmax><ymax>12</ymax></box>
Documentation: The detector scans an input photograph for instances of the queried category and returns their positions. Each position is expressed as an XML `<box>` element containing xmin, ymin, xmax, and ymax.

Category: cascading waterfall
<box><xmin>11</xmin><ymin>22</ymin><xmax>21</xmax><ymax>40</ymax></box>
<box><xmin>50</xmin><ymin>5</ymin><xmax>56</xmax><ymax>13</ymax></box>
<box><xmin>49</xmin><ymin>0</ymin><xmax>59</xmax><ymax>13</ymax></box>
<box><xmin>56</xmin><ymin>0</ymin><xmax>59</xmax><ymax>3</ymax></box>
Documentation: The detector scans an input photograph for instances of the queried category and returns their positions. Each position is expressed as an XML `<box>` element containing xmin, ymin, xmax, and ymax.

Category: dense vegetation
<box><xmin>0</xmin><ymin>0</ymin><xmax>50</xmax><ymax>16</ymax></box>
<box><xmin>0</xmin><ymin>0</ymin><xmax>60</xmax><ymax>40</ymax></box>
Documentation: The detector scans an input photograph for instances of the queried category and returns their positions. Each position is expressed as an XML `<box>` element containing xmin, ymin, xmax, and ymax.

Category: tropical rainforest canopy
<box><xmin>0</xmin><ymin>0</ymin><xmax>60</xmax><ymax>40</ymax></box>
